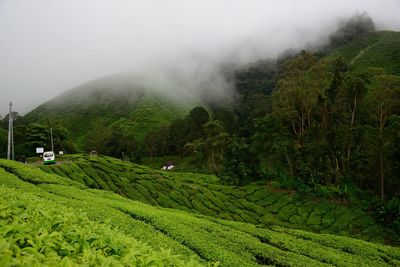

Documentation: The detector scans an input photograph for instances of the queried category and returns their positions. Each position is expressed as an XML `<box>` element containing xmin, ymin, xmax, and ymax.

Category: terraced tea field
<box><xmin>1</xmin><ymin>159</ymin><xmax>399</xmax><ymax>266</ymax></box>
<box><xmin>328</xmin><ymin>31</ymin><xmax>400</xmax><ymax>75</ymax></box>
<box><xmin>38</xmin><ymin>156</ymin><xmax>396</xmax><ymax>243</ymax></box>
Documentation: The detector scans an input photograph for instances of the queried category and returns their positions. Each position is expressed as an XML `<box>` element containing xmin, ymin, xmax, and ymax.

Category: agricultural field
<box><xmin>38</xmin><ymin>155</ymin><xmax>397</xmax><ymax>244</ymax></box>
<box><xmin>327</xmin><ymin>31</ymin><xmax>400</xmax><ymax>75</ymax></box>
<box><xmin>23</xmin><ymin>77</ymin><xmax>201</xmax><ymax>147</ymax></box>
<box><xmin>1</xmin><ymin>159</ymin><xmax>399</xmax><ymax>266</ymax></box>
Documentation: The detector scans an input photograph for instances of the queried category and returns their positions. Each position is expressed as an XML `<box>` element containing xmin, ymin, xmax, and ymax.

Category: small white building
<box><xmin>162</xmin><ymin>162</ymin><xmax>175</xmax><ymax>170</ymax></box>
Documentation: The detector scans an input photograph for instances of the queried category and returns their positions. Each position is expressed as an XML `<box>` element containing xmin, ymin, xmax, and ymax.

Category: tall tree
<box><xmin>25</xmin><ymin>123</ymin><xmax>48</xmax><ymax>151</ymax></box>
<box><xmin>190</xmin><ymin>106</ymin><xmax>209</xmax><ymax>128</ymax></box>
<box><xmin>345</xmin><ymin>75</ymin><xmax>366</xmax><ymax>161</ymax></box>
<box><xmin>169</xmin><ymin>106</ymin><xmax>210</xmax><ymax>155</ymax></box>
<box><xmin>186</xmin><ymin>121</ymin><xmax>230</xmax><ymax>174</ymax></box>
<box><xmin>335</xmin><ymin>73</ymin><xmax>368</xmax><ymax>171</ymax></box>
<box><xmin>143</xmin><ymin>127</ymin><xmax>170</xmax><ymax>158</ymax></box>
<box><xmin>366</xmin><ymin>74</ymin><xmax>400</xmax><ymax>200</ymax></box>
<box><xmin>272</xmin><ymin>51</ymin><xmax>330</xmax><ymax>145</ymax></box>
<box><xmin>0</xmin><ymin>128</ymin><xmax>7</xmax><ymax>158</ymax></box>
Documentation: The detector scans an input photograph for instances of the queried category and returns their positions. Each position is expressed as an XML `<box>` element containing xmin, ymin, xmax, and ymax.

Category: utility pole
<box><xmin>7</xmin><ymin>102</ymin><xmax>14</xmax><ymax>160</ymax></box>
<box><xmin>50</xmin><ymin>127</ymin><xmax>54</xmax><ymax>152</ymax></box>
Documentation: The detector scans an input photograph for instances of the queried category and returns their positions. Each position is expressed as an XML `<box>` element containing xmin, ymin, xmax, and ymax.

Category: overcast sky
<box><xmin>1</xmin><ymin>0</ymin><xmax>400</xmax><ymax>116</ymax></box>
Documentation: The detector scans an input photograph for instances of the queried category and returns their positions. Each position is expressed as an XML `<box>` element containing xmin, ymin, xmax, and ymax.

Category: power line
<box><xmin>50</xmin><ymin>127</ymin><xmax>54</xmax><ymax>152</ymax></box>
<box><xmin>7</xmin><ymin>102</ymin><xmax>14</xmax><ymax>160</ymax></box>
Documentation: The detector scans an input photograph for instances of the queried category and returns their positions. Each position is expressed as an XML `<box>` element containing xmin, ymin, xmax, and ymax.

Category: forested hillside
<box><xmin>327</xmin><ymin>31</ymin><xmax>400</xmax><ymax>75</ymax></box>
<box><xmin>135</xmin><ymin>30</ymin><xmax>400</xmax><ymax>202</ymax></box>
<box><xmin>22</xmin><ymin>75</ymin><xmax>201</xmax><ymax>152</ymax></box>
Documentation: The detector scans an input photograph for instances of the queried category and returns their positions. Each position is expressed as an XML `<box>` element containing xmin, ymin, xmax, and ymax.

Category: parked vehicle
<box><xmin>43</xmin><ymin>151</ymin><xmax>56</xmax><ymax>165</ymax></box>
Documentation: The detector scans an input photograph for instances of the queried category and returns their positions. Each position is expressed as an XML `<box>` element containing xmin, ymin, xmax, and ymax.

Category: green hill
<box><xmin>327</xmin><ymin>31</ymin><xmax>400</xmax><ymax>75</ymax></box>
<box><xmin>21</xmin><ymin>31</ymin><xmax>400</xmax><ymax>153</ymax></box>
<box><xmin>23</xmin><ymin>74</ymin><xmax>201</xmax><ymax>147</ymax></box>
<box><xmin>1</xmin><ymin>158</ymin><xmax>399</xmax><ymax>266</ymax></box>
<box><xmin>38</xmin><ymin>155</ymin><xmax>397</xmax><ymax>244</ymax></box>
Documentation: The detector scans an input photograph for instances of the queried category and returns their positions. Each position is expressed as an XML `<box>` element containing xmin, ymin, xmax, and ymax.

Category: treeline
<box><xmin>136</xmin><ymin>50</ymin><xmax>400</xmax><ymax>203</ymax></box>
<box><xmin>0</xmin><ymin>115</ymin><xmax>77</xmax><ymax>160</ymax></box>
<box><xmin>253</xmin><ymin>53</ymin><xmax>400</xmax><ymax>199</ymax></box>
<box><xmin>232</xmin><ymin>49</ymin><xmax>399</xmax><ymax>232</ymax></box>
<box><xmin>140</xmin><ymin>52</ymin><xmax>400</xmax><ymax>204</ymax></box>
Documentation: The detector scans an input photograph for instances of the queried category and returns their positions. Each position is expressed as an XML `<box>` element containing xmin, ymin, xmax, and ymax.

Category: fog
<box><xmin>1</xmin><ymin>0</ymin><xmax>400</xmax><ymax>116</ymax></box>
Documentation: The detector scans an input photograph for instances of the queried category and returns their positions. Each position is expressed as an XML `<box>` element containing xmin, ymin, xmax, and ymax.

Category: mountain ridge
<box><xmin>23</xmin><ymin>73</ymin><xmax>205</xmax><ymax>147</ymax></box>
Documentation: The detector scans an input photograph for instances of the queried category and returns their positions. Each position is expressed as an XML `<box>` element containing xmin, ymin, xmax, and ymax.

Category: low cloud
<box><xmin>0</xmin><ymin>0</ymin><xmax>399</xmax><ymax>115</ymax></box>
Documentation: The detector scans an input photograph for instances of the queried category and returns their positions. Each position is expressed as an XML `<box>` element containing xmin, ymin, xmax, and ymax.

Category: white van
<box><xmin>43</xmin><ymin>151</ymin><xmax>56</xmax><ymax>165</ymax></box>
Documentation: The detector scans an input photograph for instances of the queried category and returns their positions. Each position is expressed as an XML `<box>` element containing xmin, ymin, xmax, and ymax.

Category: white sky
<box><xmin>0</xmin><ymin>0</ymin><xmax>400</xmax><ymax>115</ymax></box>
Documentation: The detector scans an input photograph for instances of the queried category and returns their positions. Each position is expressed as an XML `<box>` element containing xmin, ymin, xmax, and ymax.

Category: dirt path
<box><xmin>28</xmin><ymin>160</ymin><xmax>66</xmax><ymax>166</ymax></box>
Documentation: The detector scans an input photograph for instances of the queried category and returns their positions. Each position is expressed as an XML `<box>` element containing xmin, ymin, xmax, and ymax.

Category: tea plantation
<box><xmin>0</xmin><ymin>158</ymin><xmax>399</xmax><ymax>266</ymax></box>
<box><xmin>39</xmin><ymin>155</ymin><xmax>395</xmax><ymax>243</ymax></box>
<box><xmin>327</xmin><ymin>31</ymin><xmax>400</xmax><ymax>75</ymax></box>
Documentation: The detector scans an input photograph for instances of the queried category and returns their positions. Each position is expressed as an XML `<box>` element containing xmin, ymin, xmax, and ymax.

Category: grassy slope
<box><xmin>109</xmin><ymin>98</ymin><xmax>189</xmax><ymax>141</ymax></box>
<box><xmin>1</xmin><ymin>159</ymin><xmax>399</xmax><ymax>266</ymax></box>
<box><xmin>23</xmin><ymin>80</ymin><xmax>197</xmax><ymax>147</ymax></box>
<box><xmin>38</xmin><ymin>156</ymin><xmax>396</xmax><ymax>244</ymax></box>
<box><xmin>327</xmin><ymin>31</ymin><xmax>400</xmax><ymax>76</ymax></box>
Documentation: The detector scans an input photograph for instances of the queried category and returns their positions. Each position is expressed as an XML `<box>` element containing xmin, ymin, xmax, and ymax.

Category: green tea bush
<box><xmin>0</xmin><ymin>187</ymin><xmax>206</xmax><ymax>267</ymax></box>
<box><xmin>35</xmin><ymin>156</ymin><xmax>394</xmax><ymax>243</ymax></box>
<box><xmin>1</xmin><ymin>160</ymin><xmax>399</xmax><ymax>266</ymax></box>
<box><xmin>0</xmin><ymin>160</ymin><xmax>84</xmax><ymax>189</ymax></box>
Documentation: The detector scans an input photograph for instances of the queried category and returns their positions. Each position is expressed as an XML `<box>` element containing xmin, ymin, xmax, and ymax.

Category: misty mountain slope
<box><xmin>23</xmin><ymin>75</ymin><xmax>202</xmax><ymax>146</ymax></box>
<box><xmin>1</xmin><ymin>159</ymin><xmax>399</xmax><ymax>267</ymax></box>
<box><xmin>38</xmin><ymin>155</ymin><xmax>398</xmax><ymax>244</ymax></box>
<box><xmin>22</xmin><ymin>30</ymin><xmax>400</xmax><ymax>150</ymax></box>
<box><xmin>327</xmin><ymin>31</ymin><xmax>400</xmax><ymax>75</ymax></box>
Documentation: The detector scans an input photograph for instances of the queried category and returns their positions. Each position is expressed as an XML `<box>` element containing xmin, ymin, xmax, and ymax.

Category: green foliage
<box><xmin>328</xmin><ymin>31</ymin><xmax>400</xmax><ymax>76</ymax></box>
<box><xmin>1</xmin><ymin>159</ymin><xmax>399</xmax><ymax>266</ymax></box>
<box><xmin>0</xmin><ymin>159</ymin><xmax>84</xmax><ymax>188</ymax></box>
<box><xmin>370</xmin><ymin>197</ymin><xmax>400</xmax><ymax>238</ymax></box>
<box><xmin>190</xmin><ymin>106</ymin><xmax>210</xmax><ymax>128</ymax></box>
<box><xmin>0</xmin><ymin>128</ymin><xmax>7</xmax><ymax>158</ymax></box>
<box><xmin>23</xmin><ymin>84</ymin><xmax>196</xmax><ymax>151</ymax></box>
<box><xmin>143</xmin><ymin>126</ymin><xmax>170</xmax><ymax>158</ymax></box>
<box><xmin>169</xmin><ymin>106</ymin><xmax>210</xmax><ymax>155</ymax></box>
<box><xmin>85</xmin><ymin>128</ymin><xmax>142</xmax><ymax>162</ymax></box>
<box><xmin>37</xmin><ymin>156</ymin><xmax>396</xmax><ymax>243</ymax></box>
<box><xmin>142</xmin><ymin>155</ymin><xmax>208</xmax><ymax>173</ymax></box>
<box><xmin>212</xmin><ymin>108</ymin><xmax>239</xmax><ymax>134</ymax></box>
<box><xmin>235</xmin><ymin>59</ymin><xmax>278</xmax><ymax>96</ymax></box>
<box><xmin>25</xmin><ymin>123</ymin><xmax>48</xmax><ymax>150</ymax></box>
<box><xmin>0</xmin><ymin>188</ymin><xmax>205</xmax><ymax>267</ymax></box>
<box><xmin>364</xmin><ymin>74</ymin><xmax>400</xmax><ymax>199</ymax></box>
<box><xmin>222</xmin><ymin>137</ymin><xmax>259</xmax><ymax>185</ymax></box>
<box><xmin>248</xmin><ymin>42</ymin><xmax>400</xmax><ymax>204</ymax></box>
<box><xmin>9</xmin><ymin>27</ymin><xmax>400</xmax><ymax>260</ymax></box>
<box><xmin>186</xmin><ymin>121</ymin><xmax>230</xmax><ymax>174</ymax></box>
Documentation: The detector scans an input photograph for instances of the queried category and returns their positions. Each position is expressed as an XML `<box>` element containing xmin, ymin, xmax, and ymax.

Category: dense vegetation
<box><xmin>1</xmin><ymin>159</ymin><xmax>399</xmax><ymax>266</ymax></box>
<box><xmin>134</xmin><ymin>29</ymin><xmax>400</xmax><ymax>204</ymax></box>
<box><xmin>39</xmin><ymin>155</ymin><xmax>397</xmax><ymax>244</ymax></box>
<box><xmin>0</xmin><ymin>15</ymin><xmax>399</xmax><ymax>263</ymax></box>
<box><xmin>17</xmin><ymin>76</ymin><xmax>200</xmax><ymax>155</ymax></box>
<box><xmin>0</xmin><ymin>187</ymin><xmax>205</xmax><ymax>266</ymax></box>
